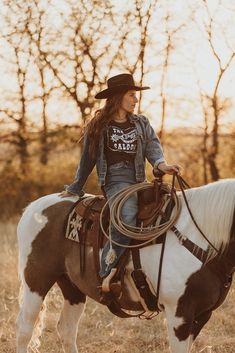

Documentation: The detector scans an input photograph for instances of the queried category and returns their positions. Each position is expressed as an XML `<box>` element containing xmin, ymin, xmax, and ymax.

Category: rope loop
<box><xmin>100</xmin><ymin>179</ymin><xmax>182</xmax><ymax>248</ymax></box>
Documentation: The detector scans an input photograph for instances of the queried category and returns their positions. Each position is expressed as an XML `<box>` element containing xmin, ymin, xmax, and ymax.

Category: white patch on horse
<box><xmin>17</xmin><ymin>193</ymin><xmax>78</xmax><ymax>278</ymax></box>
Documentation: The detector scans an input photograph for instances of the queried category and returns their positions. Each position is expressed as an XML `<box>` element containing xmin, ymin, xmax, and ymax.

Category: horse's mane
<box><xmin>182</xmin><ymin>179</ymin><xmax>235</xmax><ymax>256</ymax></box>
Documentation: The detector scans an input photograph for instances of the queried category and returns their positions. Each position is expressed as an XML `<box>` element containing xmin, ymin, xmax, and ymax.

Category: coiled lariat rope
<box><xmin>99</xmin><ymin>180</ymin><xmax>182</xmax><ymax>249</ymax></box>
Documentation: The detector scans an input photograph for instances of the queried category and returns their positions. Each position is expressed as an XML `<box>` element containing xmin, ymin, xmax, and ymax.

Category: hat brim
<box><xmin>95</xmin><ymin>85</ymin><xmax>150</xmax><ymax>99</ymax></box>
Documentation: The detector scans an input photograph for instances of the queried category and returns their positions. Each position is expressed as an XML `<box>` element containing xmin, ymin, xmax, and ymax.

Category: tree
<box><xmin>157</xmin><ymin>12</ymin><xmax>185</xmax><ymax>143</ymax></box>
<box><xmin>194</xmin><ymin>0</ymin><xmax>235</xmax><ymax>180</ymax></box>
<box><xmin>0</xmin><ymin>1</ymin><xmax>34</xmax><ymax>174</ymax></box>
<box><xmin>133</xmin><ymin>0</ymin><xmax>158</xmax><ymax>112</ymax></box>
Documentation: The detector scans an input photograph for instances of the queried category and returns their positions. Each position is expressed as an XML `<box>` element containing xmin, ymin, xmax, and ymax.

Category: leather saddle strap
<box><xmin>171</xmin><ymin>225</ymin><xmax>210</xmax><ymax>264</ymax></box>
<box><xmin>80</xmin><ymin>197</ymin><xmax>100</xmax><ymax>275</ymax></box>
<box><xmin>132</xmin><ymin>247</ymin><xmax>141</xmax><ymax>270</ymax></box>
<box><xmin>93</xmin><ymin>221</ymin><xmax>103</xmax><ymax>280</ymax></box>
<box><xmin>131</xmin><ymin>247</ymin><xmax>160</xmax><ymax>312</ymax></box>
<box><xmin>107</xmin><ymin>300</ymin><xmax>144</xmax><ymax>319</ymax></box>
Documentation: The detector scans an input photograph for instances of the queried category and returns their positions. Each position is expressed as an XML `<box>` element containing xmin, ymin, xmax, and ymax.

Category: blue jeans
<box><xmin>99</xmin><ymin>161</ymin><xmax>138</xmax><ymax>278</ymax></box>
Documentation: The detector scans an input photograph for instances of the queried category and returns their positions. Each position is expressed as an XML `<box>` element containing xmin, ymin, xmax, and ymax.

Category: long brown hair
<box><xmin>81</xmin><ymin>91</ymin><xmax>128</xmax><ymax>158</ymax></box>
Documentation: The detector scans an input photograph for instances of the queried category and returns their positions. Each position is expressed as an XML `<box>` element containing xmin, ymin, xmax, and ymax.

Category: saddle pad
<box><xmin>65</xmin><ymin>207</ymin><xmax>83</xmax><ymax>242</ymax></box>
<box><xmin>65</xmin><ymin>195</ymin><xmax>107</xmax><ymax>244</ymax></box>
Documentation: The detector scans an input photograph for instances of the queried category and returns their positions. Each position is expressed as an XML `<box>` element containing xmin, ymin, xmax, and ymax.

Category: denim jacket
<box><xmin>65</xmin><ymin>114</ymin><xmax>165</xmax><ymax>196</ymax></box>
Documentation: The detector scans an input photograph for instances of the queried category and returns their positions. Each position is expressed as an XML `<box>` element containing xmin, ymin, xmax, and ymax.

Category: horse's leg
<box><xmin>56</xmin><ymin>275</ymin><xmax>86</xmax><ymax>353</ymax></box>
<box><xmin>165</xmin><ymin>305</ymin><xmax>194</xmax><ymax>353</ymax></box>
<box><xmin>16</xmin><ymin>283</ymin><xmax>44</xmax><ymax>353</ymax></box>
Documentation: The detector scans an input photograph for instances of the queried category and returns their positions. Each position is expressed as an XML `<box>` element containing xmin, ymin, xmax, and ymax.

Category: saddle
<box><xmin>65</xmin><ymin>179</ymin><xmax>172</xmax><ymax>314</ymax></box>
<box><xmin>66</xmin><ymin>178</ymin><xmax>171</xmax><ymax>269</ymax></box>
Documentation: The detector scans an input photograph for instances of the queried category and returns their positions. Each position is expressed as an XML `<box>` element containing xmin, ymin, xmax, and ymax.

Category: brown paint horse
<box><xmin>16</xmin><ymin>179</ymin><xmax>235</xmax><ymax>353</ymax></box>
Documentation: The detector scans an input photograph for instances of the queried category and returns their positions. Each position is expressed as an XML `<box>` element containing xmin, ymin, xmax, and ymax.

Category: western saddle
<box><xmin>66</xmin><ymin>175</ymin><xmax>170</xmax><ymax>266</ymax></box>
<box><xmin>65</xmin><ymin>176</ymin><xmax>172</xmax><ymax>314</ymax></box>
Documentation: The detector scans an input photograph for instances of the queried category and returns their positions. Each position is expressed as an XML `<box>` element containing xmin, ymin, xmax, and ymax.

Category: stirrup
<box><xmin>101</xmin><ymin>268</ymin><xmax>117</xmax><ymax>293</ymax></box>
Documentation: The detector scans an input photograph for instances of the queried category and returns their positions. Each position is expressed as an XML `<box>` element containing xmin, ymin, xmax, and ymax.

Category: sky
<box><xmin>0</xmin><ymin>0</ymin><xmax>235</xmax><ymax>131</ymax></box>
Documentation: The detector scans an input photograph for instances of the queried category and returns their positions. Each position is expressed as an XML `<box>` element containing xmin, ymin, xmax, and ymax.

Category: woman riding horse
<box><xmin>60</xmin><ymin>73</ymin><xmax>181</xmax><ymax>290</ymax></box>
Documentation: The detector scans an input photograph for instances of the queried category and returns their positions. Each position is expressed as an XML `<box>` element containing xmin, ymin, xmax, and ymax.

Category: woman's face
<box><xmin>120</xmin><ymin>90</ymin><xmax>138</xmax><ymax>114</ymax></box>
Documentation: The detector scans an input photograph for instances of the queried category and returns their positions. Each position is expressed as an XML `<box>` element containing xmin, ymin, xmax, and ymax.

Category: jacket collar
<box><xmin>129</xmin><ymin>114</ymin><xmax>141</xmax><ymax>123</ymax></box>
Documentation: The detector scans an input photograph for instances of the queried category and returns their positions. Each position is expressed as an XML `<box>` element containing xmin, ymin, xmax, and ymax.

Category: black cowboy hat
<box><xmin>95</xmin><ymin>73</ymin><xmax>150</xmax><ymax>99</ymax></box>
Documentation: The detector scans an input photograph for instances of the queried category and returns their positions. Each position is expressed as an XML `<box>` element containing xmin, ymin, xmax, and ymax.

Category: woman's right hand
<box><xmin>156</xmin><ymin>162</ymin><xmax>181</xmax><ymax>175</ymax></box>
<box><xmin>59</xmin><ymin>191</ymin><xmax>75</xmax><ymax>198</ymax></box>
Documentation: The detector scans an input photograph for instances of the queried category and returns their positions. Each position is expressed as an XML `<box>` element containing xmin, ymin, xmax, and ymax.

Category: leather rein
<box><xmin>174</xmin><ymin>174</ymin><xmax>220</xmax><ymax>256</ymax></box>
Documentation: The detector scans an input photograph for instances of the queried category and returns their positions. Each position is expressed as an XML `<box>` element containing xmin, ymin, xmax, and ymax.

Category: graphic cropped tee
<box><xmin>105</xmin><ymin>120</ymin><xmax>138</xmax><ymax>166</ymax></box>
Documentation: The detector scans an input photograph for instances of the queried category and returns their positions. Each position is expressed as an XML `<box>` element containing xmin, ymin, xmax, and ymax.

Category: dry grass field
<box><xmin>0</xmin><ymin>218</ymin><xmax>235</xmax><ymax>353</ymax></box>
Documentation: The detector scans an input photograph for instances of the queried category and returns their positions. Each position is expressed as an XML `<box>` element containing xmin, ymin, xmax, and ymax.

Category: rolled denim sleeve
<box><xmin>65</xmin><ymin>132</ymin><xmax>97</xmax><ymax>196</ymax></box>
<box><xmin>143</xmin><ymin>116</ymin><xmax>165</xmax><ymax>167</ymax></box>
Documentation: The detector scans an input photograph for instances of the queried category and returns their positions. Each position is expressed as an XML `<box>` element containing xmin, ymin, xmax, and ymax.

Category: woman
<box><xmin>60</xmin><ymin>73</ymin><xmax>180</xmax><ymax>290</ymax></box>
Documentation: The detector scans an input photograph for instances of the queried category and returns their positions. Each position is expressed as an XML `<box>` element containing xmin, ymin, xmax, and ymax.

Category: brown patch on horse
<box><xmin>24</xmin><ymin>200</ymin><xmax>79</xmax><ymax>298</ymax></box>
<box><xmin>57</xmin><ymin>274</ymin><xmax>86</xmax><ymax>305</ymax></box>
<box><xmin>174</xmin><ymin>265</ymin><xmax>221</xmax><ymax>341</ymax></box>
<box><xmin>174</xmin><ymin>206</ymin><xmax>235</xmax><ymax>341</ymax></box>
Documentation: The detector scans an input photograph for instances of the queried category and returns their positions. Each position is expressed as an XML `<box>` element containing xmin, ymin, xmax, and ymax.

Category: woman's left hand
<box><xmin>156</xmin><ymin>162</ymin><xmax>181</xmax><ymax>175</ymax></box>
